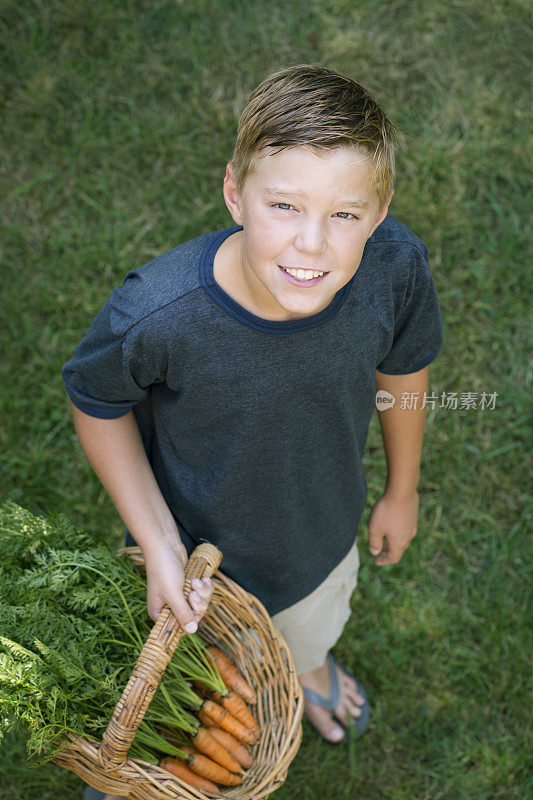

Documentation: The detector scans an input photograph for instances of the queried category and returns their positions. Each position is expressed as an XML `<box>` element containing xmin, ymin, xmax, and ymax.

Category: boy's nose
<box><xmin>293</xmin><ymin>219</ymin><xmax>327</xmax><ymax>255</ymax></box>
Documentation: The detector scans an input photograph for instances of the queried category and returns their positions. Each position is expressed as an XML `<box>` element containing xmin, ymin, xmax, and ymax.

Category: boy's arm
<box><xmin>67</xmin><ymin>399</ymin><xmax>210</xmax><ymax>628</ymax></box>
<box><xmin>368</xmin><ymin>366</ymin><xmax>428</xmax><ymax>565</ymax></box>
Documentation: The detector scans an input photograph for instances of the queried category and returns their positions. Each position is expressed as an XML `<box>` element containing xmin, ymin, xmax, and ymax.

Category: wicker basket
<box><xmin>52</xmin><ymin>543</ymin><xmax>304</xmax><ymax>799</ymax></box>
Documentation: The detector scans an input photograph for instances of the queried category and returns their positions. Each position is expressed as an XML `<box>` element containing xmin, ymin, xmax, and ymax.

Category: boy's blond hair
<box><xmin>230</xmin><ymin>64</ymin><xmax>399</xmax><ymax>212</ymax></box>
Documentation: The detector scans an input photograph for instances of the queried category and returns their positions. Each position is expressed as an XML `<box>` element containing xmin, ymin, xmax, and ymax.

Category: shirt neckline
<box><xmin>198</xmin><ymin>225</ymin><xmax>355</xmax><ymax>334</ymax></box>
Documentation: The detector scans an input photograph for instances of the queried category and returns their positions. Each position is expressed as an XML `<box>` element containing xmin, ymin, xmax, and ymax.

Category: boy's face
<box><xmin>222</xmin><ymin>145</ymin><xmax>393</xmax><ymax>321</ymax></box>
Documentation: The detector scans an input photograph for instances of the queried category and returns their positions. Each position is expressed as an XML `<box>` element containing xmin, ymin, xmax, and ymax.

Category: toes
<box><xmin>334</xmin><ymin>669</ymin><xmax>366</xmax><ymax>724</ymax></box>
<box><xmin>336</xmin><ymin>704</ymin><xmax>362</xmax><ymax>727</ymax></box>
<box><xmin>339</xmin><ymin>671</ymin><xmax>365</xmax><ymax>706</ymax></box>
<box><xmin>347</xmin><ymin>687</ymin><xmax>365</xmax><ymax>707</ymax></box>
<box><xmin>301</xmin><ymin>661</ymin><xmax>366</xmax><ymax>743</ymax></box>
<box><xmin>326</xmin><ymin>725</ymin><xmax>345</xmax><ymax>742</ymax></box>
<box><xmin>317</xmin><ymin>717</ymin><xmax>345</xmax><ymax>743</ymax></box>
<box><xmin>304</xmin><ymin>704</ymin><xmax>345</xmax><ymax>743</ymax></box>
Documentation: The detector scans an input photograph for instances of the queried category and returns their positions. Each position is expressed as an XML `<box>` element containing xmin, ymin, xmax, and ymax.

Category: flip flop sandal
<box><xmin>83</xmin><ymin>788</ymin><xmax>128</xmax><ymax>800</ymax></box>
<box><xmin>302</xmin><ymin>652</ymin><xmax>370</xmax><ymax>741</ymax></box>
<box><xmin>83</xmin><ymin>788</ymin><xmax>106</xmax><ymax>800</ymax></box>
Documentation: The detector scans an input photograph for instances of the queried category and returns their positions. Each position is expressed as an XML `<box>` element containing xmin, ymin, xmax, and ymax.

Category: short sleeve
<box><xmin>62</xmin><ymin>280</ymin><xmax>167</xmax><ymax>419</ymax></box>
<box><xmin>376</xmin><ymin>246</ymin><xmax>443</xmax><ymax>375</ymax></box>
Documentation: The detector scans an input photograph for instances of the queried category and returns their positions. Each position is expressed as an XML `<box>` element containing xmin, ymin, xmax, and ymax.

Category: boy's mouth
<box><xmin>278</xmin><ymin>265</ymin><xmax>328</xmax><ymax>287</ymax></box>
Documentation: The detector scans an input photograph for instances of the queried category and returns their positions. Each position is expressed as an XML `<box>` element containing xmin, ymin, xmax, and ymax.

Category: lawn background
<box><xmin>0</xmin><ymin>1</ymin><xmax>531</xmax><ymax>798</ymax></box>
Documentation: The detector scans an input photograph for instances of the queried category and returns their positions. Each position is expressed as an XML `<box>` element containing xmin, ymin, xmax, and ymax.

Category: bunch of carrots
<box><xmin>0</xmin><ymin>503</ymin><xmax>260</xmax><ymax>793</ymax></box>
<box><xmin>130</xmin><ymin>637</ymin><xmax>260</xmax><ymax>792</ymax></box>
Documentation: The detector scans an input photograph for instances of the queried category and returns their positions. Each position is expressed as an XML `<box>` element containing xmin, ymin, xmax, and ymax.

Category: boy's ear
<box><xmin>223</xmin><ymin>164</ymin><xmax>243</xmax><ymax>225</ymax></box>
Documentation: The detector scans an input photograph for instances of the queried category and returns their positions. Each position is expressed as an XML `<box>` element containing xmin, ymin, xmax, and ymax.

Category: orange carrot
<box><xmin>208</xmin><ymin>726</ymin><xmax>254</xmax><ymax>769</ymax></box>
<box><xmin>206</xmin><ymin>646</ymin><xmax>257</xmax><ymax>704</ymax></box>
<box><xmin>210</xmin><ymin>690</ymin><xmax>259</xmax><ymax>740</ymax></box>
<box><xmin>159</xmin><ymin>756</ymin><xmax>218</xmax><ymax>792</ymax></box>
<box><xmin>181</xmin><ymin>745</ymin><xmax>243</xmax><ymax>786</ymax></box>
<box><xmin>194</xmin><ymin>681</ymin><xmax>260</xmax><ymax>741</ymax></box>
<box><xmin>191</xmin><ymin>726</ymin><xmax>243</xmax><ymax>774</ymax></box>
<box><xmin>199</xmin><ymin>699</ymin><xmax>256</xmax><ymax>745</ymax></box>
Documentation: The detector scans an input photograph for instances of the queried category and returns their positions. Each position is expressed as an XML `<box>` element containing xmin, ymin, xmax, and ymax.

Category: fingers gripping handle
<box><xmin>181</xmin><ymin>543</ymin><xmax>223</xmax><ymax>613</ymax></box>
<box><xmin>97</xmin><ymin>543</ymin><xmax>223</xmax><ymax>771</ymax></box>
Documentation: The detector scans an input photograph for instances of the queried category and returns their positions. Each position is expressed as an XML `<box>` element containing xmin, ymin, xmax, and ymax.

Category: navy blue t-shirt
<box><xmin>62</xmin><ymin>215</ymin><xmax>443</xmax><ymax>615</ymax></box>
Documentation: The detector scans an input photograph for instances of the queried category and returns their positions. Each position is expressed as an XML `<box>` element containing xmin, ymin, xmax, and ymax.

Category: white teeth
<box><xmin>283</xmin><ymin>267</ymin><xmax>324</xmax><ymax>280</ymax></box>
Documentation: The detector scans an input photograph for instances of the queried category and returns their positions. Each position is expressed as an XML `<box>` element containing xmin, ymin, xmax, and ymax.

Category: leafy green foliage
<box><xmin>0</xmin><ymin>501</ymin><xmax>219</xmax><ymax>766</ymax></box>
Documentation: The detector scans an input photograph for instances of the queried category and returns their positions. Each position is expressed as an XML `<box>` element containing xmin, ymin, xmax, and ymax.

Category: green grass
<box><xmin>0</xmin><ymin>0</ymin><xmax>531</xmax><ymax>797</ymax></box>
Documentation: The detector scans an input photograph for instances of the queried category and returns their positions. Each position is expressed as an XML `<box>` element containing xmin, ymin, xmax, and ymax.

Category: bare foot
<box><xmin>299</xmin><ymin>656</ymin><xmax>366</xmax><ymax>743</ymax></box>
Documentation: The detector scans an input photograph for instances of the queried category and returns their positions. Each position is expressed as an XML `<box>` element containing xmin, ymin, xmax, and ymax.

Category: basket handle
<box><xmin>97</xmin><ymin>542</ymin><xmax>222</xmax><ymax>770</ymax></box>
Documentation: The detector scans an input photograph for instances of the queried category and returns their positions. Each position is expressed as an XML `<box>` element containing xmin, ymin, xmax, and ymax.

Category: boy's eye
<box><xmin>334</xmin><ymin>211</ymin><xmax>358</xmax><ymax>220</ymax></box>
<box><xmin>271</xmin><ymin>203</ymin><xmax>358</xmax><ymax>220</ymax></box>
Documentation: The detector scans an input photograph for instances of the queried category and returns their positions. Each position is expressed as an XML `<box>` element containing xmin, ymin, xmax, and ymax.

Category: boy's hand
<box><xmin>143</xmin><ymin>534</ymin><xmax>214</xmax><ymax>631</ymax></box>
<box><xmin>367</xmin><ymin>490</ymin><xmax>419</xmax><ymax>565</ymax></box>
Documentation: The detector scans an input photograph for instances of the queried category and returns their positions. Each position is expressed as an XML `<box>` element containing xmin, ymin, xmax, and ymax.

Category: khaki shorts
<box><xmin>270</xmin><ymin>539</ymin><xmax>360</xmax><ymax>675</ymax></box>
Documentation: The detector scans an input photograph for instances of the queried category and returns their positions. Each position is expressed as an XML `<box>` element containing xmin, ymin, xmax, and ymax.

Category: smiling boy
<box><xmin>63</xmin><ymin>64</ymin><xmax>442</xmax><ymax>767</ymax></box>
<box><xmin>215</xmin><ymin>145</ymin><xmax>385</xmax><ymax>321</ymax></box>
